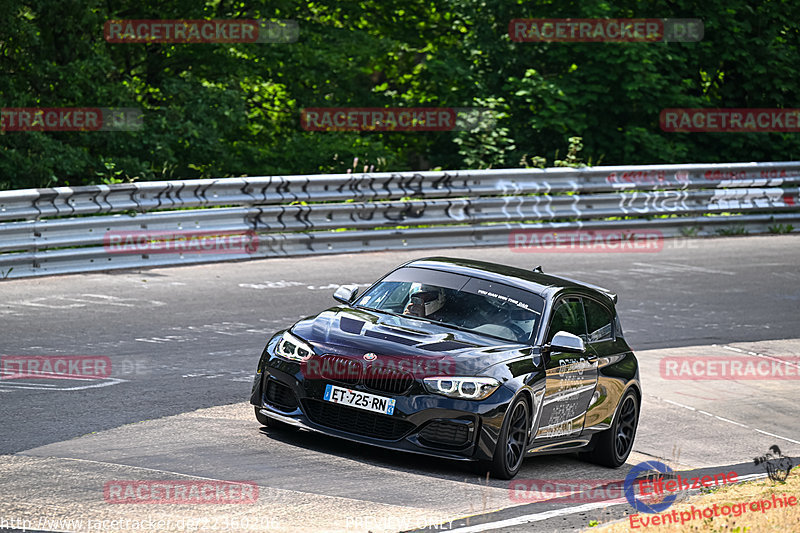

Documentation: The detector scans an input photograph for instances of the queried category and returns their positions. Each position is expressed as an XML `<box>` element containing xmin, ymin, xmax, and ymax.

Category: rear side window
<box><xmin>546</xmin><ymin>297</ymin><xmax>586</xmax><ymax>342</ymax></box>
<box><xmin>584</xmin><ymin>298</ymin><xmax>614</xmax><ymax>342</ymax></box>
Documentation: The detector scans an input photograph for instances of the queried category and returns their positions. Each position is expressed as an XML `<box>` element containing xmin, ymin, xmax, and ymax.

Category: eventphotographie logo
<box><xmin>624</xmin><ymin>461</ymin><xmax>679</xmax><ymax>514</ymax></box>
<box><xmin>624</xmin><ymin>461</ymin><xmax>738</xmax><ymax>516</ymax></box>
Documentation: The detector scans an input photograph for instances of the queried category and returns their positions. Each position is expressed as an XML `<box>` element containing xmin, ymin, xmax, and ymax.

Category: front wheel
<box><xmin>485</xmin><ymin>397</ymin><xmax>530</xmax><ymax>479</ymax></box>
<box><xmin>579</xmin><ymin>389</ymin><xmax>639</xmax><ymax>467</ymax></box>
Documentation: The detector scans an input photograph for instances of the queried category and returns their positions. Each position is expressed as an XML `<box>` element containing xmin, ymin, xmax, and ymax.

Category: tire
<box><xmin>487</xmin><ymin>397</ymin><xmax>530</xmax><ymax>479</ymax></box>
<box><xmin>579</xmin><ymin>389</ymin><xmax>639</xmax><ymax>467</ymax></box>
<box><xmin>254</xmin><ymin>406</ymin><xmax>293</xmax><ymax>430</ymax></box>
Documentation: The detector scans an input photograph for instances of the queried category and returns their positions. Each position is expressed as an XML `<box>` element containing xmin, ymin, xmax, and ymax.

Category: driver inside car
<box><xmin>403</xmin><ymin>283</ymin><xmax>448</xmax><ymax>321</ymax></box>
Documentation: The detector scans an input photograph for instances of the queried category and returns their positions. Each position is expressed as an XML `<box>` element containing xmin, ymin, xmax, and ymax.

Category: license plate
<box><xmin>323</xmin><ymin>384</ymin><xmax>396</xmax><ymax>415</ymax></box>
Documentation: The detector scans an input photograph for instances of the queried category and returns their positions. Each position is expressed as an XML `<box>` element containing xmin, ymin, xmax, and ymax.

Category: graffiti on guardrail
<box><xmin>1</xmin><ymin>163</ymin><xmax>799</xmax><ymax>278</ymax></box>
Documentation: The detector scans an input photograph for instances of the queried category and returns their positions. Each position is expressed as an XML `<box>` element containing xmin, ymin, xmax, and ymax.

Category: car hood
<box><xmin>290</xmin><ymin>306</ymin><xmax>536</xmax><ymax>376</ymax></box>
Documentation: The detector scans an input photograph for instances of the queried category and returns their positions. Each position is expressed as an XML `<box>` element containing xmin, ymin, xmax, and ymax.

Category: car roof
<box><xmin>403</xmin><ymin>257</ymin><xmax>617</xmax><ymax>304</ymax></box>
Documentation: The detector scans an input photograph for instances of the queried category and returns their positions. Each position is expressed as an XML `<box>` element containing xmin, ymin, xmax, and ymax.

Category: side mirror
<box><xmin>333</xmin><ymin>284</ymin><xmax>359</xmax><ymax>304</ymax></box>
<box><xmin>549</xmin><ymin>331</ymin><xmax>586</xmax><ymax>354</ymax></box>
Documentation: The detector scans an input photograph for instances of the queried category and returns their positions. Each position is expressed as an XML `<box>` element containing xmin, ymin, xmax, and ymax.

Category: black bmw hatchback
<box><xmin>251</xmin><ymin>257</ymin><xmax>641</xmax><ymax>479</ymax></box>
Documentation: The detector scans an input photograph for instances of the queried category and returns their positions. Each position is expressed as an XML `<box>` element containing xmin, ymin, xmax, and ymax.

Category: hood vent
<box><xmin>419</xmin><ymin>341</ymin><xmax>473</xmax><ymax>352</ymax></box>
<box><xmin>339</xmin><ymin>316</ymin><xmax>366</xmax><ymax>334</ymax></box>
<box><xmin>363</xmin><ymin>330</ymin><xmax>419</xmax><ymax>346</ymax></box>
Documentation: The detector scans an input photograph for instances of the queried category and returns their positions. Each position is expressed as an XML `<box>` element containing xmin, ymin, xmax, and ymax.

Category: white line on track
<box><xmin>755</xmin><ymin>428</ymin><xmax>800</xmax><ymax>444</ymax></box>
<box><xmin>714</xmin><ymin>415</ymin><xmax>748</xmax><ymax>428</ymax></box>
<box><xmin>656</xmin><ymin>396</ymin><xmax>800</xmax><ymax>445</ymax></box>
<box><xmin>0</xmin><ymin>378</ymin><xmax>127</xmax><ymax>392</ymax></box>
<box><xmin>721</xmin><ymin>344</ymin><xmax>800</xmax><ymax>371</ymax></box>
<box><xmin>662</xmin><ymin>399</ymin><xmax>696</xmax><ymax>411</ymax></box>
<box><xmin>446</xmin><ymin>499</ymin><xmax>628</xmax><ymax>532</ymax></box>
<box><xmin>0</xmin><ymin>382</ymin><xmax>59</xmax><ymax>387</ymax></box>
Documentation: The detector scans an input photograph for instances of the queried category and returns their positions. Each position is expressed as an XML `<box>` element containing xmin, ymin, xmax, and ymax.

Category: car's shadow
<box><xmin>256</xmin><ymin>424</ymin><xmax>620</xmax><ymax>489</ymax></box>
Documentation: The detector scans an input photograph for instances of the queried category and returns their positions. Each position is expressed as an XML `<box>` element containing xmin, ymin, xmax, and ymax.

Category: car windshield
<box><xmin>355</xmin><ymin>267</ymin><xmax>544</xmax><ymax>343</ymax></box>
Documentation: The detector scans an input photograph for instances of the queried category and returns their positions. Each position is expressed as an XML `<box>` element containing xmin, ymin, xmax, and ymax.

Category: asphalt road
<box><xmin>1</xmin><ymin>234</ymin><xmax>799</xmax><ymax>532</ymax></box>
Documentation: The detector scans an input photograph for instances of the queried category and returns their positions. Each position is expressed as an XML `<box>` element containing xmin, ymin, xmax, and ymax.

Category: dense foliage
<box><xmin>2</xmin><ymin>0</ymin><xmax>799</xmax><ymax>189</ymax></box>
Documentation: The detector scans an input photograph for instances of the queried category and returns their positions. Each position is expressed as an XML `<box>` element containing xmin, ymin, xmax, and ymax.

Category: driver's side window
<box><xmin>546</xmin><ymin>297</ymin><xmax>587</xmax><ymax>343</ymax></box>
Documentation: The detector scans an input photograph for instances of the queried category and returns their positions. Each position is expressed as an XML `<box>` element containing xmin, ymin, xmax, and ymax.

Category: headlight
<box><xmin>275</xmin><ymin>331</ymin><xmax>315</xmax><ymax>362</ymax></box>
<box><xmin>423</xmin><ymin>376</ymin><xmax>500</xmax><ymax>400</ymax></box>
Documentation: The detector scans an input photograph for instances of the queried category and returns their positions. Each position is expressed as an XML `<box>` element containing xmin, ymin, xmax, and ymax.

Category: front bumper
<box><xmin>250</xmin><ymin>353</ymin><xmax>514</xmax><ymax>462</ymax></box>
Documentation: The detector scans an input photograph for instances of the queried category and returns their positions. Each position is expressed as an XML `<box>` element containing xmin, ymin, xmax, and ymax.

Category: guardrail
<box><xmin>1</xmin><ymin>161</ymin><xmax>798</xmax><ymax>279</ymax></box>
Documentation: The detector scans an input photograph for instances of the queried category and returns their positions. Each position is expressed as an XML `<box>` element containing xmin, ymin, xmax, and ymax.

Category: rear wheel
<box><xmin>484</xmin><ymin>397</ymin><xmax>530</xmax><ymax>479</ymax></box>
<box><xmin>580</xmin><ymin>389</ymin><xmax>639</xmax><ymax>467</ymax></box>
